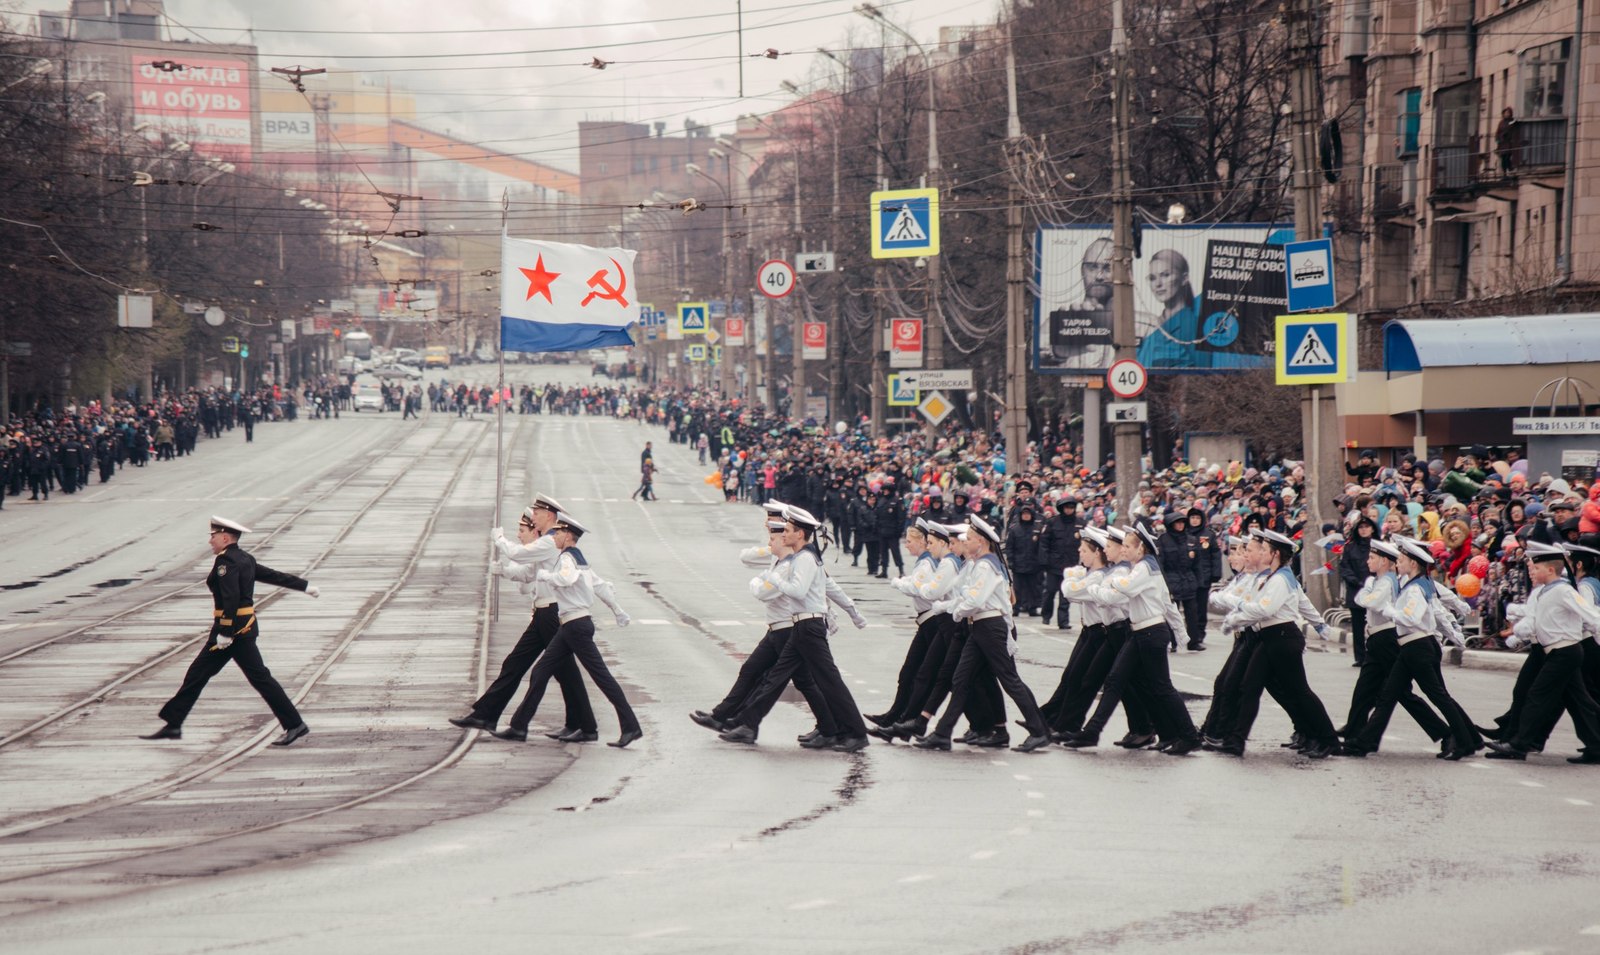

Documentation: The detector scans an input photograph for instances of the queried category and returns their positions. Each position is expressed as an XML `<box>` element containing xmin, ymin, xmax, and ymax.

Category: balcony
<box><xmin>1513</xmin><ymin>116</ymin><xmax>1566</xmax><ymax>169</ymax></box>
<box><xmin>1373</xmin><ymin>161</ymin><xmax>1417</xmax><ymax>219</ymax></box>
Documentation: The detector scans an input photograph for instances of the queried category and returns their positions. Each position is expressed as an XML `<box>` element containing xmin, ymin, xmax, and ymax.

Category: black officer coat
<box><xmin>1157</xmin><ymin>526</ymin><xmax>1201</xmax><ymax>600</ymax></box>
<box><xmin>1005</xmin><ymin>518</ymin><xmax>1044</xmax><ymax>574</ymax></box>
<box><xmin>210</xmin><ymin>544</ymin><xmax>308</xmax><ymax>636</ymax></box>
<box><xmin>1039</xmin><ymin>514</ymin><xmax>1083</xmax><ymax>573</ymax></box>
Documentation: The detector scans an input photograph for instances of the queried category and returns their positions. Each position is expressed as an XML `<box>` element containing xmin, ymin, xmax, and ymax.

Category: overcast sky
<box><xmin>30</xmin><ymin>0</ymin><xmax>999</xmax><ymax>170</ymax></box>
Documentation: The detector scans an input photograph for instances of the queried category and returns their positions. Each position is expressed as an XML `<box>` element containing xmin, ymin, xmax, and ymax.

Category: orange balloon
<box><xmin>1454</xmin><ymin>572</ymin><xmax>1481</xmax><ymax>598</ymax></box>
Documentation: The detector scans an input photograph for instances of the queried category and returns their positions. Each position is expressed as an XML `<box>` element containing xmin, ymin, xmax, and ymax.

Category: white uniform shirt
<box><xmin>892</xmin><ymin>552</ymin><xmax>938</xmax><ymax>615</ymax></box>
<box><xmin>1100</xmin><ymin>557</ymin><xmax>1185</xmax><ymax>633</ymax></box>
<box><xmin>943</xmin><ymin>553</ymin><xmax>1012</xmax><ymax>622</ymax></box>
<box><xmin>751</xmin><ymin>547</ymin><xmax>828</xmax><ymax>615</ymax></box>
<box><xmin>1353</xmin><ymin>573</ymin><xmax>1400</xmax><ymax>631</ymax></box>
<box><xmin>1060</xmin><ymin>566</ymin><xmax>1112</xmax><ymax>627</ymax></box>
<box><xmin>495</xmin><ymin>530</ymin><xmax>560</xmax><ymax>607</ymax></box>
<box><xmin>1209</xmin><ymin>571</ymin><xmax>1261</xmax><ymax>635</ymax></box>
<box><xmin>917</xmin><ymin>554</ymin><xmax>962</xmax><ymax>606</ymax></box>
<box><xmin>1222</xmin><ymin>567</ymin><xmax>1307</xmax><ymax>633</ymax></box>
<box><xmin>1510</xmin><ymin>579</ymin><xmax>1600</xmax><ymax>648</ymax></box>
<box><xmin>1388</xmin><ymin>576</ymin><xmax>1445</xmax><ymax>641</ymax></box>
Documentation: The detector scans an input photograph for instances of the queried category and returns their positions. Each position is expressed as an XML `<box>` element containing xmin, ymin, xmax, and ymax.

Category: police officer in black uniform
<box><xmin>141</xmin><ymin>516</ymin><xmax>318</xmax><ymax>745</ymax></box>
<box><xmin>1038</xmin><ymin>497</ymin><xmax>1082</xmax><ymax>630</ymax></box>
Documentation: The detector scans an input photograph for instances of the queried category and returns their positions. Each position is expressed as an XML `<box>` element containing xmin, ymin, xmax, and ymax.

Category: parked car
<box><xmin>369</xmin><ymin>363</ymin><xmax>422</xmax><ymax>381</ymax></box>
<box><xmin>424</xmin><ymin>345</ymin><xmax>451</xmax><ymax>368</ymax></box>
<box><xmin>351</xmin><ymin>382</ymin><xmax>384</xmax><ymax>412</ymax></box>
<box><xmin>393</xmin><ymin>348</ymin><xmax>423</xmax><ymax>367</ymax></box>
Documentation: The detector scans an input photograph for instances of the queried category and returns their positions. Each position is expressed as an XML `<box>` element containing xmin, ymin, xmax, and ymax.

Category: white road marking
<box><xmin>970</xmin><ymin>850</ymin><xmax>998</xmax><ymax>860</ymax></box>
<box><xmin>635</xmin><ymin>618</ymin><xmax>670</xmax><ymax>626</ymax></box>
<box><xmin>632</xmin><ymin>926</ymin><xmax>690</xmax><ymax>939</ymax></box>
<box><xmin>1026</xmin><ymin>791</ymin><xmax>1045</xmax><ymax>799</ymax></box>
<box><xmin>789</xmin><ymin>898</ymin><xmax>833</xmax><ymax>911</ymax></box>
<box><xmin>1008</xmin><ymin>827</ymin><xmax>1030</xmax><ymax>836</ymax></box>
<box><xmin>898</xmin><ymin>874</ymin><xmax>934</xmax><ymax>884</ymax></box>
<box><xmin>669</xmin><ymin>499</ymin><xmax>684</xmax><ymax>504</ymax></box>
<box><xmin>989</xmin><ymin>760</ymin><xmax>1009</xmax><ymax>767</ymax></box>
<box><xmin>1517</xmin><ymin>780</ymin><xmax>1545</xmax><ymax>788</ymax></box>
<box><xmin>1026</xmin><ymin>809</ymin><xmax>1046</xmax><ymax>818</ymax></box>
<box><xmin>1579</xmin><ymin>925</ymin><xmax>1600</xmax><ymax>935</ymax></box>
<box><xmin>1012</xmin><ymin>774</ymin><xmax>1032</xmax><ymax>781</ymax></box>
<box><xmin>709</xmin><ymin>620</ymin><xmax>745</xmax><ymax>626</ymax></box>
<box><xmin>1566</xmin><ymin>799</ymin><xmax>1592</xmax><ymax>807</ymax></box>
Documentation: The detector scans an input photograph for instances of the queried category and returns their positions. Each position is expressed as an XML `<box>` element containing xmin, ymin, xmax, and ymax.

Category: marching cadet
<box><xmin>141</xmin><ymin>517</ymin><xmax>319</xmax><ymax>745</ymax></box>
<box><xmin>1343</xmin><ymin>537</ymin><xmax>1481</xmax><ymax>759</ymax></box>
<box><xmin>1039</xmin><ymin>525</ymin><xmax>1114</xmax><ymax>737</ymax></box>
<box><xmin>448</xmin><ymin>495</ymin><xmax>597</xmax><ymax>741</ymax></box>
<box><xmin>913</xmin><ymin>516</ymin><xmax>1053</xmax><ymax>753</ymax></box>
<box><xmin>869</xmin><ymin>518</ymin><xmax>943</xmax><ymax>728</ymax></box>
<box><xmin>1062</xmin><ymin>525</ymin><xmax>1201</xmax><ymax>754</ymax></box>
<box><xmin>491</xmin><ymin>513</ymin><xmax>641</xmax><ymax>747</ymax></box>
<box><xmin>719</xmin><ymin>507</ymin><xmax>872</xmax><ymax>752</ymax></box>
<box><xmin>1051</xmin><ymin>526</ymin><xmax>1158</xmax><ymax>747</ymax></box>
<box><xmin>1485</xmin><ymin>541</ymin><xmax>1600</xmax><ymax>762</ymax></box>
<box><xmin>873</xmin><ymin>521</ymin><xmax>979</xmax><ymax>743</ymax></box>
<box><xmin>691</xmin><ymin>515</ymin><xmax>865</xmax><ymax>748</ymax></box>
<box><xmin>1336</xmin><ymin>538</ymin><xmax>1450</xmax><ymax>753</ymax></box>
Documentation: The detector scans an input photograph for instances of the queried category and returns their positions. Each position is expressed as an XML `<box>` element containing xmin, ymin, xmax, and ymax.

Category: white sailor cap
<box><xmin>552</xmin><ymin>511</ymin><xmax>588</xmax><ymax>535</ymax></box>
<box><xmin>210</xmin><ymin>515</ymin><xmax>251</xmax><ymax>535</ymax></box>
<box><xmin>1128</xmin><ymin>523</ymin><xmax>1159</xmax><ymax>553</ymax></box>
<box><xmin>914</xmin><ymin>517</ymin><xmax>933</xmax><ymax>535</ymax></box>
<box><xmin>1392</xmin><ymin>536</ymin><xmax>1435</xmax><ymax>566</ymax></box>
<box><xmin>761</xmin><ymin>500</ymin><xmax>789</xmax><ymax>514</ymax></box>
<box><xmin>766</xmin><ymin>519</ymin><xmax>788</xmax><ymax>532</ymax></box>
<box><xmin>783</xmin><ymin>505</ymin><xmax>823</xmax><ymax>530</ymax></box>
<box><xmin>1082</xmin><ymin>525</ymin><xmax>1110</xmax><ymax>549</ymax></box>
<box><xmin>1252</xmin><ymin>527</ymin><xmax>1297</xmax><ymax>551</ymax></box>
<box><xmin>1564</xmin><ymin>542</ymin><xmax>1600</xmax><ymax>557</ymax></box>
<box><xmin>517</xmin><ymin>506</ymin><xmax>539</xmax><ymax>527</ymax></box>
<box><xmin>942</xmin><ymin>521</ymin><xmax>969</xmax><ymax>540</ymax></box>
<box><xmin>532</xmin><ymin>493</ymin><xmax>566</xmax><ymax>513</ymax></box>
<box><xmin>1226</xmin><ymin>535</ymin><xmax>1247</xmax><ymax>548</ymax></box>
<box><xmin>925</xmin><ymin>520</ymin><xmax>953</xmax><ymax>541</ymax></box>
<box><xmin>1369</xmin><ymin>539</ymin><xmax>1402</xmax><ymax>560</ymax></box>
<box><xmin>1103</xmin><ymin>525</ymin><xmax>1128</xmax><ymax>543</ymax></box>
<box><xmin>969</xmin><ymin>515</ymin><xmax>1002</xmax><ymax>545</ymax></box>
<box><xmin>1525</xmin><ymin>540</ymin><xmax>1568</xmax><ymax>562</ymax></box>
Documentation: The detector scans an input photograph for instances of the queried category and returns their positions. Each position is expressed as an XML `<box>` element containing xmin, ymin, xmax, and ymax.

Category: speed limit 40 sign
<box><xmin>758</xmin><ymin>259</ymin><xmax>796</xmax><ymax>299</ymax></box>
<box><xmin>1106</xmin><ymin>359</ymin><xmax>1147</xmax><ymax>399</ymax></box>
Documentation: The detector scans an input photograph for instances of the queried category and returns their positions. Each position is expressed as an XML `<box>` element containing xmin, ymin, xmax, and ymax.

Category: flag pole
<box><xmin>492</xmin><ymin>191</ymin><xmax>510</xmax><ymax>623</ymax></box>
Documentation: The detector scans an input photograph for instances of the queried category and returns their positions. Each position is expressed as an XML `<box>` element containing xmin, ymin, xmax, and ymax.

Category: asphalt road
<box><xmin>2</xmin><ymin>362</ymin><xmax>1598</xmax><ymax>955</ymax></box>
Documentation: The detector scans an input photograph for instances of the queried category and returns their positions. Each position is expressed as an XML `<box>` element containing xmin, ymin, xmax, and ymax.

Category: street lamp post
<box><xmin>686</xmin><ymin>162</ymin><xmax>728</xmax><ymax>394</ymax></box>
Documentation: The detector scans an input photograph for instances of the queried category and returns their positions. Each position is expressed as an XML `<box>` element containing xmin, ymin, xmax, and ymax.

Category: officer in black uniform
<box><xmin>141</xmin><ymin>516</ymin><xmax>318</xmax><ymax>745</ymax></box>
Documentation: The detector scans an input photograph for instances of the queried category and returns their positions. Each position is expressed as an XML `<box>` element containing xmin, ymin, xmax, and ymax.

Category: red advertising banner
<box><xmin>890</xmin><ymin>318</ymin><xmax>923</xmax><ymax>368</ymax></box>
<box><xmin>724</xmin><ymin>317</ymin><xmax>747</xmax><ymax>347</ymax></box>
<box><xmin>802</xmin><ymin>322</ymin><xmax>827</xmax><ymax>360</ymax></box>
<box><xmin>132</xmin><ymin>55</ymin><xmax>253</xmax><ymax>163</ymax></box>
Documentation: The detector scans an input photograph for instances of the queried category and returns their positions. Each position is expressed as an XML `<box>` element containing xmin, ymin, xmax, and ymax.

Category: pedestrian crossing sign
<box><xmin>888</xmin><ymin>373</ymin><xmax>919</xmax><ymax>407</ymax></box>
<box><xmin>687</xmin><ymin>343</ymin><xmax>708</xmax><ymax>362</ymax></box>
<box><xmin>871</xmin><ymin>188</ymin><xmax>940</xmax><ymax>259</ymax></box>
<box><xmin>679</xmin><ymin>302</ymin><xmax>708</xmax><ymax>335</ymax></box>
<box><xmin>1274</xmin><ymin>313</ymin><xmax>1354</xmax><ymax>385</ymax></box>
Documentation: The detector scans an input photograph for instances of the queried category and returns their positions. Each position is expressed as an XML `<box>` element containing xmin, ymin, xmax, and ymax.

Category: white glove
<box><xmin>213</xmin><ymin>635</ymin><xmax>234</xmax><ymax>651</ymax></box>
<box><xmin>491</xmin><ymin>527</ymin><xmax>506</xmax><ymax>543</ymax></box>
<box><xmin>850</xmin><ymin>612</ymin><xmax>868</xmax><ymax>630</ymax></box>
<box><xmin>748</xmin><ymin>576</ymin><xmax>769</xmax><ymax>597</ymax></box>
<box><xmin>306</xmin><ymin>584</ymin><xmax>320</xmax><ymax>598</ymax></box>
<box><xmin>1006</xmin><ymin>634</ymin><xmax>1018</xmax><ymax>657</ymax></box>
<box><xmin>827</xmin><ymin>613</ymin><xmax>839</xmax><ymax>636</ymax></box>
<box><xmin>1504</xmin><ymin>635</ymin><xmax>1523</xmax><ymax>651</ymax></box>
<box><xmin>535</xmin><ymin>569</ymin><xmax>553</xmax><ymax>583</ymax></box>
<box><xmin>1315</xmin><ymin>624</ymin><xmax>1328</xmax><ymax>639</ymax></box>
<box><xmin>614</xmin><ymin>612</ymin><xmax>631</xmax><ymax>627</ymax></box>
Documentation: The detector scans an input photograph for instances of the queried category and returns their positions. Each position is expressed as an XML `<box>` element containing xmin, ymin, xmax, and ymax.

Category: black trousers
<box><xmin>1224</xmin><ymin>623</ymin><xmax>1338</xmax><ymax>748</ymax></box>
<box><xmin>472</xmin><ymin>606</ymin><xmax>595</xmax><ymax>731</ymax></box>
<box><xmin>713</xmin><ymin>625</ymin><xmax>837</xmax><ymax>735</ymax></box>
<box><xmin>914</xmin><ymin>618</ymin><xmax>1001</xmax><ymax>728</ymax></box>
<box><xmin>1491</xmin><ymin>645</ymin><xmax>1545</xmax><ymax>739</ymax></box>
<box><xmin>1349</xmin><ymin>637</ymin><xmax>1476</xmax><ymax>753</ymax></box>
<box><xmin>934</xmin><ymin>617</ymin><xmax>1047</xmax><ymax>738</ymax></box>
<box><xmin>864</xmin><ymin>539</ymin><xmax>882</xmax><ymax>575</ymax></box>
<box><xmin>1083</xmin><ymin>623</ymin><xmax>1197</xmax><ymax>742</ymax></box>
<box><xmin>508</xmin><ymin>616</ymin><xmax>639</xmax><ymax>734</ymax></box>
<box><xmin>1181</xmin><ymin>594</ymin><xmax>1208</xmax><ymax>646</ymax></box>
<box><xmin>831</xmin><ymin>519</ymin><xmax>850</xmax><ymax>555</ymax></box>
<box><xmin>883</xmin><ymin>615</ymin><xmax>940</xmax><ymax>721</ymax></box>
<box><xmin>1012</xmin><ymin>570</ymin><xmax>1042</xmax><ymax>615</ymax></box>
<box><xmin>1040</xmin><ymin>622</ymin><xmax>1105</xmax><ymax>731</ymax></box>
<box><xmin>1342</xmin><ymin>628</ymin><xmax>1447</xmax><ymax>745</ymax></box>
<box><xmin>1059</xmin><ymin>622</ymin><xmax>1154</xmax><ymax>736</ymax></box>
<box><xmin>879</xmin><ymin>537</ymin><xmax>903</xmax><ymax>575</ymax></box>
<box><xmin>734</xmin><ymin>617</ymin><xmax>866</xmax><ymax>738</ymax></box>
<box><xmin>1039</xmin><ymin>570</ymin><xmax>1069</xmax><ymax>627</ymax></box>
<box><xmin>1509</xmin><ymin>643</ymin><xmax>1600</xmax><ymax>752</ymax></box>
<box><xmin>1346</xmin><ymin>603</ymin><xmax>1368</xmax><ymax>665</ymax></box>
<box><xmin>159</xmin><ymin>624</ymin><xmax>302</xmax><ymax>730</ymax></box>
<box><xmin>1200</xmin><ymin>632</ymin><xmax>1254</xmax><ymax>739</ymax></box>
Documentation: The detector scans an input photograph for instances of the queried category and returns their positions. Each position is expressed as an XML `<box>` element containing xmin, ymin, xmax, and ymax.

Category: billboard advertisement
<box><xmin>132</xmin><ymin>55</ymin><xmax>253</xmax><ymax>163</ymax></box>
<box><xmin>1034</xmin><ymin>223</ymin><xmax>1294</xmax><ymax>374</ymax></box>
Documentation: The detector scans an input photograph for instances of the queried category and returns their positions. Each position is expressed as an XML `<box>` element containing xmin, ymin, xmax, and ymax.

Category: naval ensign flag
<box><xmin>500</xmin><ymin>237</ymin><xmax>639</xmax><ymax>352</ymax></box>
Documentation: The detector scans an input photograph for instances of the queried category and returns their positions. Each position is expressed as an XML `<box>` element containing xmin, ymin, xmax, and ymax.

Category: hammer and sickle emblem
<box><xmin>581</xmin><ymin>258</ymin><xmax>629</xmax><ymax>308</ymax></box>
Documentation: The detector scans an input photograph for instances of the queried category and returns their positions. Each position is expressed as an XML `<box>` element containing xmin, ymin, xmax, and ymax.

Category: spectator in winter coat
<box><xmin>1157</xmin><ymin>511</ymin><xmax>1204</xmax><ymax>650</ymax></box>
<box><xmin>1339</xmin><ymin>516</ymin><xmax>1376</xmax><ymax>666</ymax></box>
<box><xmin>1582</xmin><ymin>483</ymin><xmax>1600</xmax><ymax>535</ymax></box>
<box><xmin>1005</xmin><ymin>503</ymin><xmax>1044</xmax><ymax>615</ymax></box>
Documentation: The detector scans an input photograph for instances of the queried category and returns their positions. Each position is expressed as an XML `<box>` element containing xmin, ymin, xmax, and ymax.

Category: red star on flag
<box><xmin>519</xmin><ymin>255</ymin><xmax>560</xmax><ymax>303</ymax></box>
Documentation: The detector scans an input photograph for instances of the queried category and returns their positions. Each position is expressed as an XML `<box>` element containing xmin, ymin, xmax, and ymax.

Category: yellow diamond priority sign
<box><xmin>918</xmin><ymin>390</ymin><xmax>953</xmax><ymax>425</ymax></box>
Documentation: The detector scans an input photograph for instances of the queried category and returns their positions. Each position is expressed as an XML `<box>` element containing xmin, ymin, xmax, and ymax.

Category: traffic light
<box><xmin>333</xmin><ymin>327</ymin><xmax>342</xmax><ymax>340</ymax></box>
<box><xmin>240</xmin><ymin>345</ymin><xmax>249</xmax><ymax>359</ymax></box>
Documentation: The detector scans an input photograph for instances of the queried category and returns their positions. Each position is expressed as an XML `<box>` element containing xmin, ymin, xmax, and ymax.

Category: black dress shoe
<box><xmin>1061</xmin><ymin>733</ymin><xmax>1099</xmax><ymax>749</ymax></box>
<box><xmin>140</xmin><ymin>724</ymin><xmax>182</xmax><ymax>740</ymax></box>
<box><xmin>957</xmin><ymin>729</ymin><xmax>981</xmax><ymax>745</ymax></box>
<box><xmin>1483</xmin><ymin>741</ymin><xmax>1527</xmax><ymax>760</ymax></box>
<box><xmin>799</xmin><ymin>733</ymin><xmax>838</xmax><ymax>749</ymax></box>
<box><xmin>797</xmin><ymin>727</ymin><xmax>822</xmax><ymax>743</ymax></box>
<box><xmin>558</xmin><ymin>728</ymin><xmax>599</xmax><ymax>743</ymax></box>
<box><xmin>913</xmin><ymin>733</ymin><xmax>952</xmax><ymax>751</ymax></box>
<box><xmin>544</xmin><ymin>730</ymin><xmax>569</xmax><ymax>741</ymax></box>
<box><xmin>608</xmin><ymin>729</ymin><xmax>643</xmax><ymax>749</ymax></box>
<box><xmin>1280</xmin><ymin>733</ymin><xmax>1305</xmax><ymax>749</ymax></box>
<box><xmin>1013</xmin><ymin>734</ymin><xmax>1052</xmax><ymax>753</ymax></box>
<box><xmin>865</xmin><ymin>713</ymin><xmax>895</xmax><ymax>728</ymax></box>
<box><xmin>690</xmin><ymin>710</ymin><xmax>726</xmax><ymax>733</ymax></box>
<box><xmin>719</xmin><ymin>725</ymin><xmax>758</xmax><ymax>744</ymax></box>
<box><xmin>1567</xmin><ymin>752</ymin><xmax>1600</xmax><ymax>764</ymax></box>
<box><xmin>969</xmin><ymin>733</ymin><xmax>1011</xmax><ymax>749</ymax></box>
<box><xmin>1215</xmin><ymin>740</ymin><xmax>1246</xmax><ymax>757</ymax></box>
<box><xmin>891</xmin><ymin>719</ymin><xmax>927</xmax><ymax>741</ymax></box>
<box><xmin>831</xmin><ymin>735</ymin><xmax>870</xmax><ymax>753</ymax></box>
<box><xmin>1300</xmin><ymin>740</ymin><xmax>1331</xmax><ymax>759</ymax></box>
<box><xmin>1113</xmin><ymin>732</ymin><xmax>1157</xmax><ymax>749</ymax></box>
<box><xmin>1163</xmin><ymin>737</ymin><xmax>1201</xmax><ymax>756</ymax></box>
<box><xmin>1186</xmin><ymin>642</ymin><xmax>1206</xmax><ymax>652</ymax></box>
<box><xmin>271</xmin><ymin>724</ymin><xmax>310</xmax><ymax>747</ymax></box>
<box><xmin>866</xmin><ymin>724</ymin><xmax>901</xmax><ymax>743</ymax></box>
<box><xmin>1473</xmin><ymin>724</ymin><xmax>1503</xmax><ymax>741</ymax></box>
<box><xmin>449</xmin><ymin>715</ymin><xmax>492</xmax><ymax>730</ymax></box>
<box><xmin>1439</xmin><ymin>745</ymin><xmax>1470</xmax><ymax>761</ymax></box>
<box><xmin>490</xmin><ymin>727</ymin><xmax>528</xmax><ymax>742</ymax></box>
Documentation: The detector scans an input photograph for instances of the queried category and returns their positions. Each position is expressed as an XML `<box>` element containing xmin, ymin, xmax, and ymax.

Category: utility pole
<box><xmin>1288</xmin><ymin>0</ymin><xmax>1339</xmax><ymax>607</ymax></box>
<box><xmin>870</xmin><ymin>23</ymin><xmax>888</xmax><ymax>437</ymax></box>
<box><xmin>1001</xmin><ymin>20</ymin><xmax>1029</xmax><ymax>468</ymax></box>
<box><xmin>1110</xmin><ymin>0</ymin><xmax>1141</xmax><ymax>512</ymax></box>
<box><xmin>828</xmin><ymin>126</ymin><xmax>844</xmax><ymax>426</ymax></box>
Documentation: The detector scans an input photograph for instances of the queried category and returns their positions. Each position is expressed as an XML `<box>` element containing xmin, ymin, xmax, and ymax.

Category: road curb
<box><xmin>1311</xmin><ymin>629</ymin><xmax>1526</xmax><ymax>672</ymax></box>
